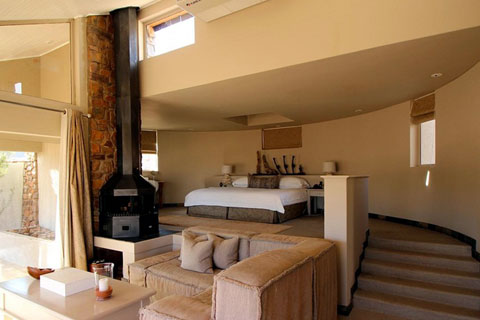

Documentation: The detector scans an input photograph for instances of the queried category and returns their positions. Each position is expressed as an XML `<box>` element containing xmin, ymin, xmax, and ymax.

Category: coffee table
<box><xmin>0</xmin><ymin>272</ymin><xmax>155</xmax><ymax>320</ymax></box>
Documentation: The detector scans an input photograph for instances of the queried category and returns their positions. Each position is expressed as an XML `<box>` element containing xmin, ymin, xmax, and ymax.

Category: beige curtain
<box><xmin>63</xmin><ymin>110</ymin><xmax>93</xmax><ymax>270</ymax></box>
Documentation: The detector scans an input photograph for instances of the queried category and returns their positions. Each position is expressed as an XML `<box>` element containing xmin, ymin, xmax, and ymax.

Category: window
<box><xmin>142</xmin><ymin>154</ymin><xmax>159</xmax><ymax>172</ymax></box>
<box><xmin>420</xmin><ymin>120</ymin><xmax>435</xmax><ymax>165</ymax></box>
<box><xmin>141</xmin><ymin>131</ymin><xmax>158</xmax><ymax>172</ymax></box>
<box><xmin>14</xmin><ymin>82</ymin><xmax>22</xmax><ymax>94</ymax></box>
<box><xmin>0</xmin><ymin>151</ymin><xmax>56</xmax><ymax>240</ymax></box>
<box><xmin>145</xmin><ymin>11</ymin><xmax>195</xmax><ymax>58</ymax></box>
<box><xmin>410</xmin><ymin>93</ymin><xmax>436</xmax><ymax>167</ymax></box>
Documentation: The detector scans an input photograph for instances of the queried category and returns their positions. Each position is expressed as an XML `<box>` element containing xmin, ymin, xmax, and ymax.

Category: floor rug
<box><xmin>158</xmin><ymin>214</ymin><xmax>292</xmax><ymax>234</ymax></box>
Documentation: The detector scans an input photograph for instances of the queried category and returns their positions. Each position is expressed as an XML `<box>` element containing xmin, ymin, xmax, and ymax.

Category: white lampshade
<box><xmin>322</xmin><ymin>161</ymin><xmax>337</xmax><ymax>174</ymax></box>
<box><xmin>221</xmin><ymin>165</ymin><xmax>232</xmax><ymax>175</ymax></box>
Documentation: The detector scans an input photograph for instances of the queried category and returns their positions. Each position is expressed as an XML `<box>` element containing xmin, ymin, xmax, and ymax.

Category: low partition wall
<box><xmin>0</xmin><ymin>231</ymin><xmax>61</xmax><ymax>268</ymax></box>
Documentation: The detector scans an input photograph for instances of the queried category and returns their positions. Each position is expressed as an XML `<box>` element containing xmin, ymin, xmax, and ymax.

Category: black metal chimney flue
<box><xmin>99</xmin><ymin>7</ymin><xmax>158</xmax><ymax>239</ymax></box>
<box><xmin>111</xmin><ymin>7</ymin><xmax>141</xmax><ymax>176</ymax></box>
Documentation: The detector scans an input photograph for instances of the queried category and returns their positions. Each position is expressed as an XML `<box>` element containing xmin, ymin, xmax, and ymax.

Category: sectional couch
<box><xmin>129</xmin><ymin>226</ymin><xmax>337</xmax><ymax>320</ymax></box>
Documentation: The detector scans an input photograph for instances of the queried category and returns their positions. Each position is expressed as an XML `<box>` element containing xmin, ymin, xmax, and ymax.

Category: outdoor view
<box><xmin>0</xmin><ymin>151</ymin><xmax>55</xmax><ymax>240</ymax></box>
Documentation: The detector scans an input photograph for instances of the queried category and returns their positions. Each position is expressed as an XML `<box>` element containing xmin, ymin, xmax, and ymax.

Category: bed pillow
<box><xmin>232</xmin><ymin>176</ymin><xmax>248</xmax><ymax>188</ymax></box>
<box><xmin>279</xmin><ymin>177</ymin><xmax>310</xmax><ymax>189</ymax></box>
<box><xmin>248</xmin><ymin>174</ymin><xmax>280</xmax><ymax>189</ymax></box>
<box><xmin>180</xmin><ymin>231</ymin><xmax>214</xmax><ymax>274</ymax></box>
<box><xmin>207</xmin><ymin>233</ymin><xmax>239</xmax><ymax>269</ymax></box>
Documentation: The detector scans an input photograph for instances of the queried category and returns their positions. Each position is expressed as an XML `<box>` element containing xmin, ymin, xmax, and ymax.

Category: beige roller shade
<box><xmin>141</xmin><ymin>130</ymin><xmax>157</xmax><ymax>154</ymax></box>
<box><xmin>411</xmin><ymin>93</ymin><xmax>435</xmax><ymax>124</ymax></box>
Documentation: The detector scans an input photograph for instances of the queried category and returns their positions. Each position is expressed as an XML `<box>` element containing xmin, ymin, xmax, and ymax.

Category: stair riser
<box><xmin>363</xmin><ymin>263</ymin><xmax>480</xmax><ymax>290</ymax></box>
<box><xmin>354</xmin><ymin>295</ymin><xmax>479</xmax><ymax>320</ymax></box>
<box><xmin>365</xmin><ymin>249</ymin><xmax>480</xmax><ymax>273</ymax></box>
<box><xmin>369</xmin><ymin>237</ymin><xmax>471</xmax><ymax>257</ymax></box>
<box><xmin>359</xmin><ymin>277</ymin><xmax>480</xmax><ymax>311</ymax></box>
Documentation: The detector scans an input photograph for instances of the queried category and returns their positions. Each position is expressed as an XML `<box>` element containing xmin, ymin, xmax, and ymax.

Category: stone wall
<box><xmin>21</xmin><ymin>157</ymin><xmax>39</xmax><ymax>229</ymax></box>
<box><xmin>86</xmin><ymin>15</ymin><xmax>116</xmax><ymax>232</ymax></box>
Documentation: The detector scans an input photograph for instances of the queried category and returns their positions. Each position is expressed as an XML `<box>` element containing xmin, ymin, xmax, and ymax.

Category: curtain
<box><xmin>59</xmin><ymin>110</ymin><xmax>93</xmax><ymax>270</ymax></box>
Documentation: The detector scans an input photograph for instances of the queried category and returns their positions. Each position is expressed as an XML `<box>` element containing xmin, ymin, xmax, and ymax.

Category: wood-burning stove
<box><xmin>98</xmin><ymin>7</ymin><xmax>158</xmax><ymax>239</ymax></box>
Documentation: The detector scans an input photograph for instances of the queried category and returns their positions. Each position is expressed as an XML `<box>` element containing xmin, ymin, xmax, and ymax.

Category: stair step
<box><xmin>365</xmin><ymin>247</ymin><xmax>480</xmax><ymax>273</ymax></box>
<box><xmin>369</xmin><ymin>236</ymin><xmax>471</xmax><ymax>257</ymax></box>
<box><xmin>354</xmin><ymin>289</ymin><xmax>480</xmax><ymax>320</ymax></box>
<box><xmin>362</xmin><ymin>259</ymin><xmax>480</xmax><ymax>290</ymax></box>
<box><xmin>359</xmin><ymin>273</ymin><xmax>480</xmax><ymax>310</ymax></box>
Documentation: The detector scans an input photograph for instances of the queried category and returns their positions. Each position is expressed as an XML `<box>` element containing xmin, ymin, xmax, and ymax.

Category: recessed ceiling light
<box><xmin>430</xmin><ymin>73</ymin><xmax>443</xmax><ymax>78</ymax></box>
<box><xmin>354</xmin><ymin>108</ymin><xmax>363</xmax><ymax>113</ymax></box>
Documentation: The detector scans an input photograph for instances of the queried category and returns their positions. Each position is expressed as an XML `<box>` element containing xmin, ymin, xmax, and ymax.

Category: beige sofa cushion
<box><xmin>140</xmin><ymin>294</ymin><xmax>212</xmax><ymax>320</ymax></box>
<box><xmin>193</xmin><ymin>287</ymin><xmax>213</xmax><ymax>305</ymax></box>
<box><xmin>181</xmin><ymin>231</ymin><xmax>214</xmax><ymax>274</ymax></box>
<box><xmin>186</xmin><ymin>226</ymin><xmax>257</xmax><ymax>260</ymax></box>
<box><xmin>129</xmin><ymin>250</ymin><xmax>180</xmax><ymax>287</ymax></box>
<box><xmin>146</xmin><ymin>258</ymin><xmax>219</xmax><ymax>300</ymax></box>
<box><xmin>213</xmin><ymin>248</ymin><xmax>314</xmax><ymax>320</ymax></box>
<box><xmin>208</xmin><ymin>233</ymin><xmax>239</xmax><ymax>269</ymax></box>
<box><xmin>249</xmin><ymin>233</ymin><xmax>312</xmax><ymax>257</ymax></box>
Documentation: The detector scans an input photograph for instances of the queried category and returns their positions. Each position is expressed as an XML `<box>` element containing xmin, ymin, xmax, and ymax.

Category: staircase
<box><xmin>353</xmin><ymin>226</ymin><xmax>480</xmax><ymax>320</ymax></box>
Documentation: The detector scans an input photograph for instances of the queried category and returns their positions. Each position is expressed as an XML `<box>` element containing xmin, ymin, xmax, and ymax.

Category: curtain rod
<box><xmin>0</xmin><ymin>99</ymin><xmax>92</xmax><ymax>118</ymax></box>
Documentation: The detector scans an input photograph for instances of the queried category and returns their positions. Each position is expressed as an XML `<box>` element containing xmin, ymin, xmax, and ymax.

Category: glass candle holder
<box><xmin>92</xmin><ymin>262</ymin><xmax>114</xmax><ymax>289</ymax></box>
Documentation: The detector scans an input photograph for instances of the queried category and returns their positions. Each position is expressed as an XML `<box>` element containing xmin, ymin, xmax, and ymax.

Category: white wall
<box><xmin>140</xmin><ymin>0</ymin><xmax>480</xmax><ymax>96</ymax></box>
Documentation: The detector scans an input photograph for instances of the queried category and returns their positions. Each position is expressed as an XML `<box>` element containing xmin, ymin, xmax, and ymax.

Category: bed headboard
<box><xmin>205</xmin><ymin>175</ymin><xmax>324</xmax><ymax>188</ymax></box>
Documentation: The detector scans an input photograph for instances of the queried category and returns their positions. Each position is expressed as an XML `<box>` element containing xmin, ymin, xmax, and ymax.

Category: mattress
<box><xmin>184</xmin><ymin>187</ymin><xmax>308</xmax><ymax>213</ymax></box>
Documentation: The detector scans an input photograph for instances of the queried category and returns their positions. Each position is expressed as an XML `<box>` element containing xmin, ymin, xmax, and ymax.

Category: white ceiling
<box><xmin>0</xmin><ymin>23</ymin><xmax>70</xmax><ymax>61</ymax></box>
<box><xmin>142</xmin><ymin>27</ymin><xmax>480</xmax><ymax>131</ymax></box>
<box><xmin>0</xmin><ymin>0</ymin><xmax>156</xmax><ymax>20</ymax></box>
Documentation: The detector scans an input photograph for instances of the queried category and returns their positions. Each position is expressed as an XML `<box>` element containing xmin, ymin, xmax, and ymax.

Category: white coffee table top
<box><xmin>0</xmin><ymin>273</ymin><xmax>155</xmax><ymax>320</ymax></box>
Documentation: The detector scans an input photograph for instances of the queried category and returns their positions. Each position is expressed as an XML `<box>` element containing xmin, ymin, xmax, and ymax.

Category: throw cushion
<box><xmin>247</xmin><ymin>174</ymin><xmax>280</xmax><ymax>189</ymax></box>
<box><xmin>180</xmin><ymin>234</ymin><xmax>208</xmax><ymax>261</ymax></box>
<box><xmin>207</xmin><ymin>233</ymin><xmax>239</xmax><ymax>269</ymax></box>
<box><xmin>180</xmin><ymin>231</ymin><xmax>214</xmax><ymax>274</ymax></box>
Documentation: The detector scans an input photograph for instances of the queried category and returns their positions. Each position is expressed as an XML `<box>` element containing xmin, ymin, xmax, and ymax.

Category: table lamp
<box><xmin>221</xmin><ymin>165</ymin><xmax>233</xmax><ymax>187</ymax></box>
<box><xmin>322</xmin><ymin>161</ymin><xmax>337</xmax><ymax>175</ymax></box>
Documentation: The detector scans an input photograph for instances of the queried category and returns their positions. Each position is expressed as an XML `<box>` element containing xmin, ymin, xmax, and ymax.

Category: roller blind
<box><xmin>411</xmin><ymin>93</ymin><xmax>435</xmax><ymax>124</ymax></box>
<box><xmin>141</xmin><ymin>130</ymin><xmax>157</xmax><ymax>154</ymax></box>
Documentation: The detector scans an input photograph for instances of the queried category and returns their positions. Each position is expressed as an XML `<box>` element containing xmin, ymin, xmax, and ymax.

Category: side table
<box><xmin>307</xmin><ymin>188</ymin><xmax>325</xmax><ymax>215</ymax></box>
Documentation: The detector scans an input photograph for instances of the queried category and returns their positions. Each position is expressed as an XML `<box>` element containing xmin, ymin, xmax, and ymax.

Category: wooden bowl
<box><xmin>27</xmin><ymin>267</ymin><xmax>54</xmax><ymax>280</ymax></box>
<box><xmin>95</xmin><ymin>286</ymin><xmax>113</xmax><ymax>301</ymax></box>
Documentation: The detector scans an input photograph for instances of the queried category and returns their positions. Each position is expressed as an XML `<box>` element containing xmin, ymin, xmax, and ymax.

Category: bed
<box><xmin>185</xmin><ymin>186</ymin><xmax>308</xmax><ymax>224</ymax></box>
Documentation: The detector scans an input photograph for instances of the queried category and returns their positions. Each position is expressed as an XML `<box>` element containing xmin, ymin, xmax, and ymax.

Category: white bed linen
<box><xmin>184</xmin><ymin>187</ymin><xmax>308</xmax><ymax>213</ymax></box>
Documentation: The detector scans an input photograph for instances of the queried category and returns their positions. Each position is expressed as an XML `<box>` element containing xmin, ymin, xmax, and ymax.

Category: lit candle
<box><xmin>98</xmin><ymin>278</ymin><xmax>109</xmax><ymax>292</ymax></box>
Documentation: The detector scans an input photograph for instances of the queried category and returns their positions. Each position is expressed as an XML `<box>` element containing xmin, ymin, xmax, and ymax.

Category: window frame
<box><xmin>139</xmin><ymin>8</ymin><xmax>195</xmax><ymax>60</ymax></box>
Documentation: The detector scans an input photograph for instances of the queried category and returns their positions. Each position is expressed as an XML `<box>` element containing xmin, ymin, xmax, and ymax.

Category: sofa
<box><xmin>129</xmin><ymin>226</ymin><xmax>337</xmax><ymax>320</ymax></box>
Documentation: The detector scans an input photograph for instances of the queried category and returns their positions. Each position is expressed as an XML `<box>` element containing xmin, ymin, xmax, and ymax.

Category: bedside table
<box><xmin>307</xmin><ymin>189</ymin><xmax>324</xmax><ymax>215</ymax></box>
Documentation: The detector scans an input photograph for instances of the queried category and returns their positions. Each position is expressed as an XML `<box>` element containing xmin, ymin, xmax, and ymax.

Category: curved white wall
<box><xmin>157</xmin><ymin>62</ymin><xmax>480</xmax><ymax>250</ymax></box>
